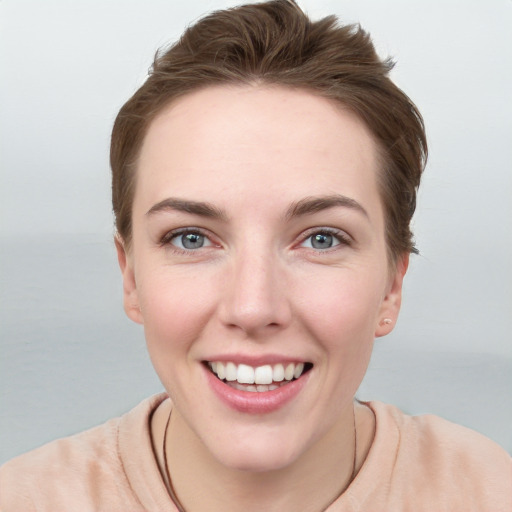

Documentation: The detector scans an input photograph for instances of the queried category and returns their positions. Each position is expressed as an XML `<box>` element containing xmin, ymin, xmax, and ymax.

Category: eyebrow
<box><xmin>146</xmin><ymin>194</ymin><xmax>367</xmax><ymax>222</ymax></box>
<box><xmin>146</xmin><ymin>197</ymin><xmax>228</xmax><ymax>221</ymax></box>
<box><xmin>285</xmin><ymin>194</ymin><xmax>369</xmax><ymax>220</ymax></box>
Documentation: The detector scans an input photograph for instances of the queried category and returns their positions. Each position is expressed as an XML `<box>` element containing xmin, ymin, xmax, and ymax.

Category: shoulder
<box><xmin>366</xmin><ymin>401</ymin><xmax>512</xmax><ymax>511</ymax></box>
<box><xmin>0</xmin><ymin>394</ymin><xmax>167</xmax><ymax>512</ymax></box>
<box><xmin>372</xmin><ymin>401</ymin><xmax>511</xmax><ymax>469</ymax></box>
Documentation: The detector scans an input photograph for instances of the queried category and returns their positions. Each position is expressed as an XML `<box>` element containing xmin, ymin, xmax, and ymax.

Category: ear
<box><xmin>115</xmin><ymin>236</ymin><xmax>143</xmax><ymax>324</ymax></box>
<box><xmin>375</xmin><ymin>253</ymin><xmax>409</xmax><ymax>338</ymax></box>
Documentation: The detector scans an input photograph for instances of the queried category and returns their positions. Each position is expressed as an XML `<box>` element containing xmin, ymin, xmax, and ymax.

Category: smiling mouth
<box><xmin>205</xmin><ymin>361</ymin><xmax>313</xmax><ymax>392</ymax></box>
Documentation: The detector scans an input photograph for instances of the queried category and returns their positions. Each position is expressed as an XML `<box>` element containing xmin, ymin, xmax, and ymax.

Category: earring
<box><xmin>381</xmin><ymin>318</ymin><xmax>392</xmax><ymax>325</ymax></box>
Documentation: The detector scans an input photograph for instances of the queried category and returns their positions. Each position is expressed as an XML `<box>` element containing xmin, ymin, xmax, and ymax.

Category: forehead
<box><xmin>135</xmin><ymin>85</ymin><xmax>381</xmax><ymax>217</ymax></box>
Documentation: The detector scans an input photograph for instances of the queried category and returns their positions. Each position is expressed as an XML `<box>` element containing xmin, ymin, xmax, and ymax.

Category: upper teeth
<box><xmin>209</xmin><ymin>361</ymin><xmax>305</xmax><ymax>385</ymax></box>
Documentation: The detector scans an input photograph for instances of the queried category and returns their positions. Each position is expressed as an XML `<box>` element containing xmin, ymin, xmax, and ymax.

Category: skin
<box><xmin>116</xmin><ymin>85</ymin><xmax>407</xmax><ymax>511</ymax></box>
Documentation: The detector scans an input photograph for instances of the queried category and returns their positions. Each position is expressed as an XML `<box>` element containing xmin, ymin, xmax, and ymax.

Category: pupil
<box><xmin>182</xmin><ymin>233</ymin><xmax>203</xmax><ymax>249</ymax></box>
<box><xmin>312</xmin><ymin>233</ymin><xmax>332</xmax><ymax>249</ymax></box>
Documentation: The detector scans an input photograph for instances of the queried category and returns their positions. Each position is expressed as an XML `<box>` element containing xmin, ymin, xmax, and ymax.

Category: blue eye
<box><xmin>301</xmin><ymin>231</ymin><xmax>344</xmax><ymax>250</ymax></box>
<box><xmin>171</xmin><ymin>231</ymin><xmax>212</xmax><ymax>250</ymax></box>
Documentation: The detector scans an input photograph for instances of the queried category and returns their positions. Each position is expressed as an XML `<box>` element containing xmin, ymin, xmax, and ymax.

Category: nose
<box><xmin>218</xmin><ymin>248</ymin><xmax>292</xmax><ymax>337</ymax></box>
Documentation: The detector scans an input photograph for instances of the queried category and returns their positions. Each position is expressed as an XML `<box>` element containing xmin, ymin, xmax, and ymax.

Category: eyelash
<box><xmin>159</xmin><ymin>227</ymin><xmax>214</xmax><ymax>254</ymax></box>
<box><xmin>159</xmin><ymin>226</ymin><xmax>352</xmax><ymax>254</ymax></box>
<box><xmin>298</xmin><ymin>227</ymin><xmax>352</xmax><ymax>251</ymax></box>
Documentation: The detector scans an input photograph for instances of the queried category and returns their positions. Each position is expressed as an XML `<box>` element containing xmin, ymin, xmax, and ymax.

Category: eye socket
<box><xmin>169</xmin><ymin>230</ymin><xmax>213</xmax><ymax>250</ymax></box>
<box><xmin>300</xmin><ymin>229</ymin><xmax>349</xmax><ymax>250</ymax></box>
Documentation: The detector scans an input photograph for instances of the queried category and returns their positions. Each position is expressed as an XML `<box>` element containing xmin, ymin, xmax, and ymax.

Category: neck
<box><xmin>161</xmin><ymin>402</ymin><xmax>361</xmax><ymax>512</ymax></box>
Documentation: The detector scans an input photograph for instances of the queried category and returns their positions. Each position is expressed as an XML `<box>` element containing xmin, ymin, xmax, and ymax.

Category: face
<box><xmin>117</xmin><ymin>85</ymin><xmax>406</xmax><ymax>472</ymax></box>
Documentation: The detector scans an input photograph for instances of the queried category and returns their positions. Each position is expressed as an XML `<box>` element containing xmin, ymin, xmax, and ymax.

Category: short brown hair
<box><xmin>111</xmin><ymin>0</ymin><xmax>427</xmax><ymax>262</ymax></box>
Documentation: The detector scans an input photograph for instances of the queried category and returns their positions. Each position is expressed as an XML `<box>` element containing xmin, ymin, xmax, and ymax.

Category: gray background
<box><xmin>1</xmin><ymin>0</ymin><xmax>511</xmax><ymax>464</ymax></box>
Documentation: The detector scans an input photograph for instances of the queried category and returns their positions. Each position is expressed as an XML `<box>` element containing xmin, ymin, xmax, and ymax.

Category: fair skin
<box><xmin>117</xmin><ymin>85</ymin><xmax>407</xmax><ymax>512</ymax></box>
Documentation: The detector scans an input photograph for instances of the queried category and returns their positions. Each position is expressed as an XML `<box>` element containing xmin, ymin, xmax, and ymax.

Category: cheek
<box><xmin>137</xmin><ymin>271</ymin><xmax>219</xmax><ymax>405</ymax></box>
<box><xmin>137</xmin><ymin>270</ymin><xmax>217</xmax><ymax>355</ymax></box>
<box><xmin>298</xmin><ymin>269</ymin><xmax>385</xmax><ymax>345</ymax></box>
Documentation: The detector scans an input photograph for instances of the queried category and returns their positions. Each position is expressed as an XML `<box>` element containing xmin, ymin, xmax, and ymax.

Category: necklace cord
<box><xmin>162</xmin><ymin>402</ymin><xmax>357</xmax><ymax>512</ymax></box>
<box><xmin>163</xmin><ymin>410</ymin><xmax>186</xmax><ymax>512</ymax></box>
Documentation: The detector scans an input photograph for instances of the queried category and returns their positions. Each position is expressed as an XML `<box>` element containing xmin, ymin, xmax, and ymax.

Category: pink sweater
<box><xmin>1</xmin><ymin>394</ymin><xmax>511</xmax><ymax>511</ymax></box>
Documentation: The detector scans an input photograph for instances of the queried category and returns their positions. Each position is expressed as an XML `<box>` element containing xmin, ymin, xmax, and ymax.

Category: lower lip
<box><xmin>204</xmin><ymin>366</ymin><xmax>310</xmax><ymax>414</ymax></box>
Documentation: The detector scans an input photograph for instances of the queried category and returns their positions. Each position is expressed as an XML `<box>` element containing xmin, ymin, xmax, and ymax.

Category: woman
<box><xmin>1</xmin><ymin>1</ymin><xmax>510</xmax><ymax>510</ymax></box>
